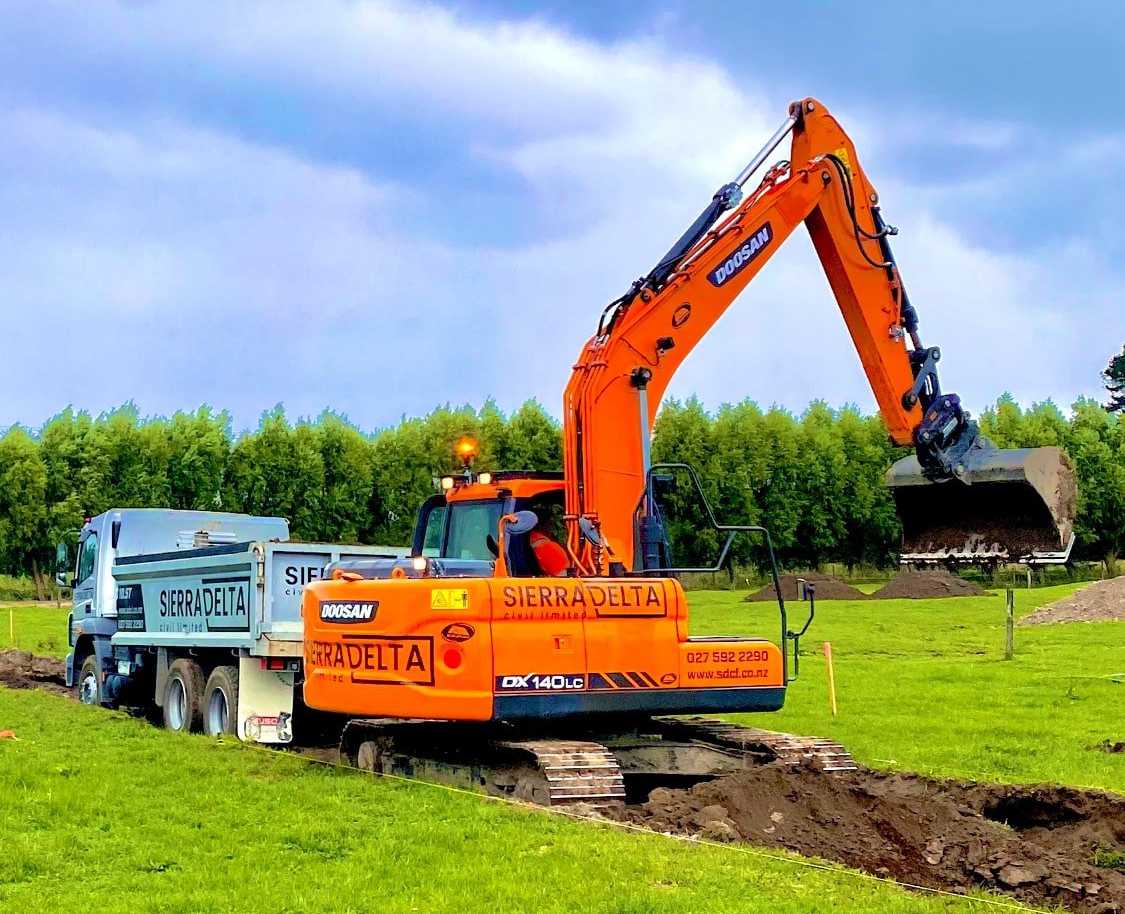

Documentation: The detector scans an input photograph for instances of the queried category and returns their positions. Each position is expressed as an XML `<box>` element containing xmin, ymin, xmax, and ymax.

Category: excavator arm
<box><xmin>564</xmin><ymin>98</ymin><xmax>1075</xmax><ymax>572</ymax></box>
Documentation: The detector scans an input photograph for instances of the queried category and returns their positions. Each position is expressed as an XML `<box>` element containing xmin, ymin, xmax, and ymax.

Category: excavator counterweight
<box><xmin>887</xmin><ymin>443</ymin><xmax>1077</xmax><ymax>563</ymax></box>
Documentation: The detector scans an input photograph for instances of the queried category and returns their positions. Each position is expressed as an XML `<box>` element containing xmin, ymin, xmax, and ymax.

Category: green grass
<box><xmin>1093</xmin><ymin>846</ymin><xmax>1125</xmax><ymax>871</ymax></box>
<box><xmin>688</xmin><ymin>583</ymin><xmax>1125</xmax><ymax>793</ymax></box>
<box><xmin>1</xmin><ymin>585</ymin><xmax>1121</xmax><ymax>912</ymax></box>
<box><xmin>0</xmin><ymin>689</ymin><xmax>980</xmax><ymax>914</ymax></box>
<box><xmin>0</xmin><ymin>602</ymin><xmax>69</xmax><ymax>657</ymax></box>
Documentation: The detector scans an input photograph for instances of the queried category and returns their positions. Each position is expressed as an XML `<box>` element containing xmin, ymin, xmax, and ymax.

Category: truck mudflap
<box><xmin>237</xmin><ymin>656</ymin><xmax>295</xmax><ymax>744</ymax></box>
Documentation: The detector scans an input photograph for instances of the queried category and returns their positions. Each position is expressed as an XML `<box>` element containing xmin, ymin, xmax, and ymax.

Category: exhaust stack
<box><xmin>886</xmin><ymin>442</ymin><xmax>1077</xmax><ymax>563</ymax></box>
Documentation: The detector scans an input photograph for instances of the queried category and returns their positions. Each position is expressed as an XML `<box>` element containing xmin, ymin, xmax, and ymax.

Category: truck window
<box><xmin>445</xmin><ymin>502</ymin><xmax>502</xmax><ymax>562</ymax></box>
<box><xmin>77</xmin><ymin>532</ymin><xmax>99</xmax><ymax>584</ymax></box>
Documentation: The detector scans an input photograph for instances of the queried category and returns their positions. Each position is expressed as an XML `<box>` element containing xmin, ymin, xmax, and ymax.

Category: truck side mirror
<box><xmin>111</xmin><ymin>513</ymin><xmax>123</xmax><ymax>549</ymax></box>
<box><xmin>54</xmin><ymin>542</ymin><xmax>72</xmax><ymax>589</ymax></box>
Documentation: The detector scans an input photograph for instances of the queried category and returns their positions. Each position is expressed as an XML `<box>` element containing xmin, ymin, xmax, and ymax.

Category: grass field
<box><xmin>3</xmin><ymin>688</ymin><xmax>983</xmax><ymax>914</ymax></box>
<box><xmin>1</xmin><ymin>602</ymin><xmax>67</xmax><ymax>657</ymax></box>
<box><xmin>691</xmin><ymin>583</ymin><xmax>1124</xmax><ymax>793</ymax></box>
<box><xmin>1</xmin><ymin>583</ymin><xmax>1121</xmax><ymax>913</ymax></box>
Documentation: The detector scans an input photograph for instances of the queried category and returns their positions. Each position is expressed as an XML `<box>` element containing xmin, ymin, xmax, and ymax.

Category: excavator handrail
<box><xmin>641</xmin><ymin>461</ymin><xmax>790</xmax><ymax>681</ymax></box>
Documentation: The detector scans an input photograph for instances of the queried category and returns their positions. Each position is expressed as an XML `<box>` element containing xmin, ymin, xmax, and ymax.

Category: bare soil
<box><xmin>745</xmin><ymin>572</ymin><xmax>868</xmax><ymax>602</ymax></box>
<box><xmin>1022</xmin><ymin>577</ymin><xmax>1125</xmax><ymax>626</ymax></box>
<box><xmin>610</xmin><ymin>764</ymin><xmax>1125</xmax><ymax>913</ymax></box>
<box><xmin>0</xmin><ymin>649</ymin><xmax>68</xmax><ymax>696</ymax></box>
<box><xmin>872</xmin><ymin>569</ymin><xmax>986</xmax><ymax>600</ymax></box>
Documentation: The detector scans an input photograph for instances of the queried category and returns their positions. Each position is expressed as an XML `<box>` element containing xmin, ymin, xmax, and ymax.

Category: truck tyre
<box><xmin>76</xmin><ymin>653</ymin><xmax>105</xmax><ymax>707</ymax></box>
<box><xmin>203</xmin><ymin>665</ymin><xmax>239</xmax><ymax>737</ymax></box>
<box><xmin>163</xmin><ymin>659</ymin><xmax>205</xmax><ymax>733</ymax></box>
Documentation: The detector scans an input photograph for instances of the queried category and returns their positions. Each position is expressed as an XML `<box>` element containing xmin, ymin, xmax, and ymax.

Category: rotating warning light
<box><xmin>454</xmin><ymin>436</ymin><xmax>479</xmax><ymax>466</ymax></box>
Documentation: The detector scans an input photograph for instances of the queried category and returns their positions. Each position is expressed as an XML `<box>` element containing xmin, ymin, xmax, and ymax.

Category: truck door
<box><xmin>73</xmin><ymin>531</ymin><xmax>99</xmax><ymax>618</ymax></box>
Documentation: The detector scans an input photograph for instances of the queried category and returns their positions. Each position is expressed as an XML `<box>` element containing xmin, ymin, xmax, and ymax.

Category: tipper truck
<box><xmin>57</xmin><ymin>508</ymin><xmax>405</xmax><ymax>743</ymax></box>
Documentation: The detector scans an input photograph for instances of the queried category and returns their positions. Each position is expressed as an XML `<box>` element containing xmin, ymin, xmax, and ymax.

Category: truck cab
<box><xmin>60</xmin><ymin>509</ymin><xmax>290</xmax><ymax>700</ymax></box>
<box><xmin>58</xmin><ymin>508</ymin><xmax>406</xmax><ymax>744</ymax></box>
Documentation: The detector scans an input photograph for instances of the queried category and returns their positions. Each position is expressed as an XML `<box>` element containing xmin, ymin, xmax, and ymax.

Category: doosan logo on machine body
<box><xmin>708</xmin><ymin>222</ymin><xmax>773</xmax><ymax>287</ymax></box>
<box><xmin>319</xmin><ymin>600</ymin><xmax>379</xmax><ymax>623</ymax></box>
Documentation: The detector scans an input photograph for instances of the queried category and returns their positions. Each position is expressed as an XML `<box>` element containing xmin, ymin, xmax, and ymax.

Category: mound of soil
<box><xmin>1022</xmin><ymin>577</ymin><xmax>1125</xmax><ymax>625</ymax></box>
<box><xmin>873</xmin><ymin>569</ymin><xmax>986</xmax><ymax>599</ymax></box>
<box><xmin>0</xmin><ymin>649</ymin><xmax>68</xmax><ymax>696</ymax></box>
<box><xmin>745</xmin><ymin>572</ymin><xmax>867</xmax><ymax>602</ymax></box>
<box><xmin>609</xmin><ymin>765</ymin><xmax>1125</xmax><ymax>913</ymax></box>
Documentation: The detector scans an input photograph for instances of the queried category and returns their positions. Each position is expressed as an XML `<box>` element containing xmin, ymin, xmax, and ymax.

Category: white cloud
<box><xmin>1</xmin><ymin>0</ymin><xmax>1121</xmax><ymax>434</ymax></box>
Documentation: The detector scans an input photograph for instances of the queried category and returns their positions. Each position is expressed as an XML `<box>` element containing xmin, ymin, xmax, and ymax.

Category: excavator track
<box><xmin>342</xmin><ymin>720</ymin><xmax>626</xmax><ymax>808</ymax></box>
<box><xmin>494</xmin><ymin>740</ymin><xmax>627</xmax><ymax>807</ymax></box>
<box><xmin>340</xmin><ymin>716</ymin><xmax>854</xmax><ymax>809</ymax></box>
<box><xmin>650</xmin><ymin>717</ymin><xmax>858</xmax><ymax>773</ymax></box>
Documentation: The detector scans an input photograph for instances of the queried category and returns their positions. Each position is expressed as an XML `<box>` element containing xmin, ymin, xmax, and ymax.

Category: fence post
<box><xmin>1004</xmin><ymin>589</ymin><xmax>1015</xmax><ymax>660</ymax></box>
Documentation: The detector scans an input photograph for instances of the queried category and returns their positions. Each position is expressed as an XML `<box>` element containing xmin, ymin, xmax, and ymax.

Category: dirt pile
<box><xmin>745</xmin><ymin>572</ymin><xmax>867</xmax><ymax>602</ymax></box>
<box><xmin>0</xmin><ymin>649</ymin><xmax>68</xmax><ymax>696</ymax></box>
<box><xmin>1022</xmin><ymin>577</ymin><xmax>1125</xmax><ymax>625</ymax></box>
<box><xmin>610</xmin><ymin>764</ymin><xmax>1125</xmax><ymax>913</ymax></box>
<box><xmin>873</xmin><ymin>569</ymin><xmax>986</xmax><ymax>599</ymax></box>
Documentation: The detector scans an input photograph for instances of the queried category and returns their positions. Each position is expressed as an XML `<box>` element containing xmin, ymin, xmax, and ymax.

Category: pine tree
<box><xmin>1105</xmin><ymin>346</ymin><xmax>1125</xmax><ymax>412</ymax></box>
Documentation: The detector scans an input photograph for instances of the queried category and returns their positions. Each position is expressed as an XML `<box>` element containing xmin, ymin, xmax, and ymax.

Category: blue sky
<box><xmin>2</xmin><ymin>0</ymin><xmax>1122</xmax><ymax>434</ymax></box>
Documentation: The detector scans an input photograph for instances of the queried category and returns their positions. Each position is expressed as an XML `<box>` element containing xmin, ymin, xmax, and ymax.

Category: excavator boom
<box><xmin>564</xmin><ymin>98</ymin><xmax>1076</xmax><ymax>568</ymax></box>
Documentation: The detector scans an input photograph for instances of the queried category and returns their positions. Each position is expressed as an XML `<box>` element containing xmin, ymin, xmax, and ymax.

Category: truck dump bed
<box><xmin>111</xmin><ymin>540</ymin><xmax>407</xmax><ymax>654</ymax></box>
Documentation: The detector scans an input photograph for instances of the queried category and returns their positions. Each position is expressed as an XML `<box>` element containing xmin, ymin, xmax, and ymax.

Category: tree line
<box><xmin>0</xmin><ymin>394</ymin><xmax>1122</xmax><ymax>586</ymax></box>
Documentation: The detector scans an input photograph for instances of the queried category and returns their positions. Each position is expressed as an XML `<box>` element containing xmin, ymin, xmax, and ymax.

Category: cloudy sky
<box><xmin>3</xmin><ymin>0</ymin><xmax>1123</xmax><ymax>434</ymax></box>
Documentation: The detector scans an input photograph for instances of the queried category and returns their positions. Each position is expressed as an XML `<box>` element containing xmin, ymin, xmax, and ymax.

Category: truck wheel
<box><xmin>163</xmin><ymin>659</ymin><xmax>204</xmax><ymax>733</ymax></box>
<box><xmin>76</xmin><ymin>654</ymin><xmax>103</xmax><ymax>706</ymax></box>
<box><xmin>203</xmin><ymin>666</ymin><xmax>239</xmax><ymax>737</ymax></box>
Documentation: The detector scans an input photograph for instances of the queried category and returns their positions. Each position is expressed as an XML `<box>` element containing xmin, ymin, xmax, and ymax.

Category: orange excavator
<box><xmin>301</xmin><ymin>99</ymin><xmax>1076</xmax><ymax>805</ymax></box>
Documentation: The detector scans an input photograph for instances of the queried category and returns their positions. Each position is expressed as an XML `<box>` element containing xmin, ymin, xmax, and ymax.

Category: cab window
<box><xmin>420</xmin><ymin>505</ymin><xmax>447</xmax><ymax>557</ymax></box>
<box><xmin>445</xmin><ymin>502</ymin><xmax>503</xmax><ymax>562</ymax></box>
<box><xmin>76</xmin><ymin>532</ymin><xmax>99</xmax><ymax>584</ymax></box>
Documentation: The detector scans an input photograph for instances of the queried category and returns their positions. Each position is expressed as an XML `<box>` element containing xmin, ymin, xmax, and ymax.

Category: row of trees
<box><xmin>0</xmin><ymin>394</ymin><xmax>1122</xmax><ymax>583</ymax></box>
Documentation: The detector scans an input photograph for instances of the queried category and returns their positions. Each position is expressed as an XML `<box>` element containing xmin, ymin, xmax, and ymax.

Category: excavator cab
<box><xmin>412</xmin><ymin>472</ymin><xmax>567</xmax><ymax>574</ymax></box>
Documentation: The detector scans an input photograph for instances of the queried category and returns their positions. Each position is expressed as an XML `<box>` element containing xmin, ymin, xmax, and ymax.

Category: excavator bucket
<box><xmin>886</xmin><ymin>444</ymin><xmax>1077</xmax><ymax>563</ymax></box>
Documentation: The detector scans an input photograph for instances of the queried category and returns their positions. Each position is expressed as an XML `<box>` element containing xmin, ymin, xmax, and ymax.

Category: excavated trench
<box><xmin>3</xmin><ymin>649</ymin><xmax>1123</xmax><ymax>913</ymax></box>
<box><xmin>608</xmin><ymin>765</ymin><xmax>1125</xmax><ymax>914</ymax></box>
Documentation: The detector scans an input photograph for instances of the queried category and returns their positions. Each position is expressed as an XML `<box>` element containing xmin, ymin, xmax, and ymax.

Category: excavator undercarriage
<box><xmin>341</xmin><ymin>717</ymin><xmax>857</xmax><ymax>808</ymax></box>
